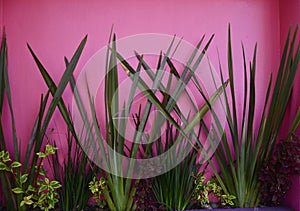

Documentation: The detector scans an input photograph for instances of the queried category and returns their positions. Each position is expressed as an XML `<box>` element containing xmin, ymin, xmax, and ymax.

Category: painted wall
<box><xmin>0</xmin><ymin>0</ymin><xmax>3</xmax><ymax>35</ymax></box>
<box><xmin>279</xmin><ymin>0</ymin><xmax>300</xmax><ymax>210</ymax></box>
<box><xmin>2</xmin><ymin>0</ymin><xmax>281</xmax><ymax>150</ymax></box>
<box><xmin>1</xmin><ymin>0</ymin><xmax>298</xmax><ymax>209</ymax></box>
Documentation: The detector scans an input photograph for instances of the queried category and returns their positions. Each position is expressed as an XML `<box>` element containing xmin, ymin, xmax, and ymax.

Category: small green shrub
<box><xmin>0</xmin><ymin>145</ymin><xmax>62</xmax><ymax>211</ymax></box>
<box><xmin>193</xmin><ymin>173</ymin><xmax>236</xmax><ymax>208</ymax></box>
<box><xmin>89</xmin><ymin>176</ymin><xmax>107</xmax><ymax>209</ymax></box>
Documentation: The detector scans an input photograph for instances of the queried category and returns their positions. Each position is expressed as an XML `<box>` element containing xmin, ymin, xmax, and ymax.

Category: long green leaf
<box><xmin>27</xmin><ymin>35</ymin><xmax>87</xmax><ymax>183</ymax></box>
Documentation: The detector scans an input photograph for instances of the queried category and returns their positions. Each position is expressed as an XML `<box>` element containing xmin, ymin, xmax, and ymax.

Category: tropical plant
<box><xmin>0</xmin><ymin>30</ymin><xmax>87</xmax><ymax>210</ymax></box>
<box><xmin>205</xmin><ymin>25</ymin><xmax>300</xmax><ymax>207</ymax></box>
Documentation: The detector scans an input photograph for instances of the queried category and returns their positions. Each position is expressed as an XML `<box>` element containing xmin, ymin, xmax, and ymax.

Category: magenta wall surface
<box><xmin>1</xmin><ymin>0</ymin><xmax>299</xmax><ymax>210</ymax></box>
<box><xmin>2</xmin><ymin>0</ymin><xmax>281</xmax><ymax>150</ymax></box>
<box><xmin>280</xmin><ymin>0</ymin><xmax>300</xmax><ymax>210</ymax></box>
<box><xmin>0</xmin><ymin>0</ymin><xmax>3</xmax><ymax>34</ymax></box>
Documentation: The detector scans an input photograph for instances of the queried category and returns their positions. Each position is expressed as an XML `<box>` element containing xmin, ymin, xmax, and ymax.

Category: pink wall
<box><xmin>2</xmin><ymin>0</ymin><xmax>281</xmax><ymax>150</ymax></box>
<box><xmin>0</xmin><ymin>0</ymin><xmax>3</xmax><ymax>37</ymax></box>
<box><xmin>280</xmin><ymin>0</ymin><xmax>300</xmax><ymax>134</ymax></box>
<box><xmin>1</xmin><ymin>0</ymin><xmax>298</xmax><ymax>209</ymax></box>
<box><xmin>280</xmin><ymin>0</ymin><xmax>300</xmax><ymax>210</ymax></box>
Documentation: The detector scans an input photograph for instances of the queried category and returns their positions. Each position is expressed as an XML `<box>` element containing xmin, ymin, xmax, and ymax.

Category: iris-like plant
<box><xmin>0</xmin><ymin>30</ymin><xmax>87</xmax><ymax>210</ymax></box>
<box><xmin>128</xmin><ymin>34</ymin><xmax>227</xmax><ymax>211</ymax></box>
<box><xmin>51</xmin><ymin>128</ymin><xmax>94</xmax><ymax>211</ymax></box>
<box><xmin>151</xmin><ymin>125</ymin><xmax>201</xmax><ymax>210</ymax></box>
<box><xmin>70</xmin><ymin>30</ymin><xmax>225</xmax><ymax>210</ymax></box>
<box><xmin>27</xmin><ymin>34</ymin><xmax>97</xmax><ymax>210</ymax></box>
<box><xmin>29</xmin><ymin>28</ymin><xmax>225</xmax><ymax>210</ymax></box>
<box><xmin>100</xmin><ymin>32</ymin><xmax>227</xmax><ymax>210</ymax></box>
<box><xmin>205</xmin><ymin>25</ymin><xmax>300</xmax><ymax>207</ymax></box>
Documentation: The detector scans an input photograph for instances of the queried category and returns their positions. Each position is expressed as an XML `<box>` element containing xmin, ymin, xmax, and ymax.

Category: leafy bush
<box><xmin>89</xmin><ymin>176</ymin><xmax>107</xmax><ymax>209</ymax></box>
<box><xmin>259</xmin><ymin>134</ymin><xmax>300</xmax><ymax>206</ymax></box>
<box><xmin>0</xmin><ymin>145</ymin><xmax>61</xmax><ymax>211</ymax></box>
<box><xmin>193</xmin><ymin>174</ymin><xmax>236</xmax><ymax>208</ymax></box>
<box><xmin>134</xmin><ymin>179</ymin><xmax>160</xmax><ymax>211</ymax></box>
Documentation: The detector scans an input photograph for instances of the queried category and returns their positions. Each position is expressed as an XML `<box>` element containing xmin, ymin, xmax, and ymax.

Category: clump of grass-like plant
<box><xmin>205</xmin><ymin>25</ymin><xmax>300</xmax><ymax>208</ymax></box>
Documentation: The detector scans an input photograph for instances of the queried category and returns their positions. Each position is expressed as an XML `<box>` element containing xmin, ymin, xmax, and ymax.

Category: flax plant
<box><xmin>51</xmin><ymin>128</ymin><xmax>94</xmax><ymax>210</ymax></box>
<box><xmin>72</xmin><ymin>31</ymin><xmax>225</xmax><ymax>210</ymax></box>
<box><xmin>206</xmin><ymin>25</ymin><xmax>300</xmax><ymax>208</ymax></box>
<box><xmin>31</xmin><ymin>29</ymin><xmax>225</xmax><ymax>210</ymax></box>
<box><xmin>28</xmin><ymin>36</ymin><xmax>96</xmax><ymax>210</ymax></box>
<box><xmin>94</xmin><ymin>32</ymin><xmax>227</xmax><ymax>210</ymax></box>
<box><xmin>0</xmin><ymin>31</ymin><xmax>86</xmax><ymax>210</ymax></box>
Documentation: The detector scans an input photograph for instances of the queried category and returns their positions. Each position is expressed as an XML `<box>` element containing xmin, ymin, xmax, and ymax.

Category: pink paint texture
<box><xmin>280</xmin><ymin>0</ymin><xmax>300</xmax><ymax>210</ymax></box>
<box><xmin>0</xmin><ymin>0</ymin><xmax>3</xmax><ymax>35</ymax></box>
<box><xmin>0</xmin><ymin>0</ymin><xmax>299</xmax><ymax>209</ymax></box>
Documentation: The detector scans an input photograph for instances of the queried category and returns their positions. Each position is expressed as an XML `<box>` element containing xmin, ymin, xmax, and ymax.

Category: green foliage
<box><xmin>0</xmin><ymin>30</ymin><xmax>18</xmax><ymax>210</ymax></box>
<box><xmin>78</xmin><ymin>30</ymin><xmax>225</xmax><ymax>210</ymax></box>
<box><xmin>98</xmin><ymin>31</ymin><xmax>225</xmax><ymax>211</ymax></box>
<box><xmin>89</xmin><ymin>176</ymin><xmax>107</xmax><ymax>208</ymax></box>
<box><xmin>52</xmin><ymin>129</ymin><xmax>94</xmax><ymax>210</ymax></box>
<box><xmin>0</xmin><ymin>30</ymin><xmax>87</xmax><ymax>210</ymax></box>
<box><xmin>31</xmin><ymin>26</ymin><xmax>225</xmax><ymax>210</ymax></box>
<box><xmin>29</xmin><ymin>34</ymin><xmax>93</xmax><ymax>210</ymax></box>
<box><xmin>4</xmin><ymin>22</ymin><xmax>295</xmax><ymax>210</ymax></box>
<box><xmin>17</xmin><ymin>177</ymin><xmax>61</xmax><ymax>211</ymax></box>
<box><xmin>31</xmin><ymin>178</ymin><xmax>61</xmax><ymax>211</ymax></box>
<box><xmin>205</xmin><ymin>25</ymin><xmax>300</xmax><ymax>207</ymax></box>
<box><xmin>193</xmin><ymin>174</ymin><xmax>209</xmax><ymax>205</ymax></box>
<box><xmin>151</xmin><ymin>128</ymin><xmax>200</xmax><ymax>211</ymax></box>
<box><xmin>135</xmin><ymin>33</ymin><xmax>226</xmax><ymax>211</ymax></box>
<box><xmin>192</xmin><ymin>173</ymin><xmax>236</xmax><ymax>208</ymax></box>
<box><xmin>0</xmin><ymin>151</ymin><xmax>21</xmax><ymax>172</ymax></box>
<box><xmin>36</xmin><ymin>145</ymin><xmax>58</xmax><ymax>158</ymax></box>
<box><xmin>221</xmin><ymin>194</ymin><xmax>236</xmax><ymax>207</ymax></box>
<box><xmin>0</xmin><ymin>145</ymin><xmax>61</xmax><ymax>211</ymax></box>
<box><xmin>90</xmin><ymin>33</ymin><xmax>138</xmax><ymax>211</ymax></box>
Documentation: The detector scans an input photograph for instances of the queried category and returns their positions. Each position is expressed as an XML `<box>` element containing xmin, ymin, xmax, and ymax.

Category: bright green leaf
<box><xmin>20</xmin><ymin>174</ymin><xmax>28</xmax><ymax>184</ymax></box>
<box><xmin>12</xmin><ymin>187</ymin><xmax>24</xmax><ymax>194</ymax></box>
<box><xmin>11</xmin><ymin>161</ymin><xmax>21</xmax><ymax>168</ymax></box>
<box><xmin>39</xmin><ymin>185</ymin><xmax>47</xmax><ymax>193</ymax></box>
<box><xmin>0</xmin><ymin>162</ymin><xmax>7</xmax><ymax>170</ymax></box>
<box><xmin>36</xmin><ymin>152</ymin><xmax>46</xmax><ymax>158</ymax></box>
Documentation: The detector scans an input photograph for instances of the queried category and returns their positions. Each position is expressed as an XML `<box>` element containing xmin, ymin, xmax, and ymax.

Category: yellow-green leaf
<box><xmin>11</xmin><ymin>161</ymin><xmax>21</xmax><ymax>168</ymax></box>
<box><xmin>12</xmin><ymin>187</ymin><xmax>24</xmax><ymax>194</ymax></box>
<box><xmin>20</xmin><ymin>174</ymin><xmax>28</xmax><ymax>184</ymax></box>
